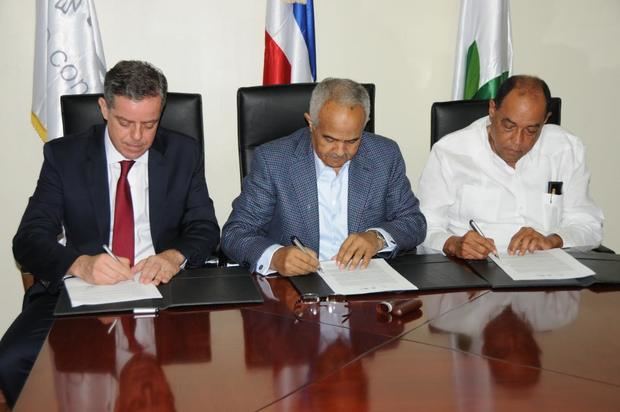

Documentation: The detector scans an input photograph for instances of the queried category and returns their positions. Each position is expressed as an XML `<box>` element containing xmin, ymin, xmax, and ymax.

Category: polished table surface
<box><xmin>14</xmin><ymin>269</ymin><xmax>620</xmax><ymax>411</ymax></box>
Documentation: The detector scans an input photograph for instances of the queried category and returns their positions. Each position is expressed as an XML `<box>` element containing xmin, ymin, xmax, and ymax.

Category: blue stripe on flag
<box><xmin>293</xmin><ymin>0</ymin><xmax>316</xmax><ymax>81</ymax></box>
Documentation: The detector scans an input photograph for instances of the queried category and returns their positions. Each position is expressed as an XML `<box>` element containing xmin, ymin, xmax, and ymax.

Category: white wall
<box><xmin>0</xmin><ymin>0</ymin><xmax>618</xmax><ymax>335</ymax></box>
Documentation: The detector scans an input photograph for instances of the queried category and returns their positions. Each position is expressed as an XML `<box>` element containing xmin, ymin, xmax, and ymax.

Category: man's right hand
<box><xmin>68</xmin><ymin>254</ymin><xmax>133</xmax><ymax>285</ymax></box>
<box><xmin>270</xmin><ymin>246</ymin><xmax>319</xmax><ymax>277</ymax></box>
<box><xmin>443</xmin><ymin>230</ymin><xmax>498</xmax><ymax>260</ymax></box>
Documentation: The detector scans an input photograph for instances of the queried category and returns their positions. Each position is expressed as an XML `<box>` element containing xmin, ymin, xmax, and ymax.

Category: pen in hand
<box><xmin>102</xmin><ymin>244</ymin><xmax>121</xmax><ymax>263</ymax></box>
<box><xmin>102</xmin><ymin>244</ymin><xmax>134</xmax><ymax>280</ymax></box>
<box><xmin>290</xmin><ymin>236</ymin><xmax>323</xmax><ymax>272</ymax></box>
<box><xmin>468</xmin><ymin>220</ymin><xmax>500</xmax><ymax>259</ymax></box>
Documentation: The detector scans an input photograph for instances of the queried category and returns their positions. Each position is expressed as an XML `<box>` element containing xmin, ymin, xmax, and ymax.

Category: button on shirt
<box><xmin>105</xmin><ymin>129</ymin><xmax>155</xmax><ymax>263</ymax></box>
<box><xmin>255</xmin><ymin>152</ymin><xmax>395</xmax><ymax>275</ymax></box>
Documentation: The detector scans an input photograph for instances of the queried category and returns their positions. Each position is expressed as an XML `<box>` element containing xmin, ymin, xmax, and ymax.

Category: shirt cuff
<box><xmin>255</xmin><ymin>244</ymin><xmax>283</xmax><ymax>276</ymax></box>
<box><xmin>368</xmin><ymin>228</ymin><xmax>396</xmax><ymax>253</ymax></box>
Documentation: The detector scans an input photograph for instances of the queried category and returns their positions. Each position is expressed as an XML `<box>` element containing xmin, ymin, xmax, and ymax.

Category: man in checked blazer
<box><xmin>222</xmin><ymin>78</ymin><xmax>426</xmax><ymax>276</ymax></box>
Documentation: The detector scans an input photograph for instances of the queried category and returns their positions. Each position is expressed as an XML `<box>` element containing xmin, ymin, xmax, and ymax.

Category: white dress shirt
<box><xmin>255</xmin><ymin>151</ymin><xmax>395</xmax><ymax>275</ymax></box>
<box><xmin>418</xmin><ymin>117</ymin><xmax>604</xmax><ymax>253</ymax></box>
<box><xmin>105</xmin><ymin>129</ymin><xmax>155</xmax><ymax>263</ymax></box>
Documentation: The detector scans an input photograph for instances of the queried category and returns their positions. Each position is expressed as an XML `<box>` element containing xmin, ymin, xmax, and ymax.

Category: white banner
<box><xmin>32</xmin><ymin>0</ymin><xmax>106</xmax><ymax>140</ymax></box>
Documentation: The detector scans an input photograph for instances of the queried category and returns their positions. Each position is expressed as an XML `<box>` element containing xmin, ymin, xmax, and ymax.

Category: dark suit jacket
<box><xmin>221</xmin><ymin>127</ymin><xmax>426</xmax><ymax>271</ymax></box>
<box><xmin>13</xmin><ymin>124</ymin><xmax>220</xmax><ymax>284</ymax></box>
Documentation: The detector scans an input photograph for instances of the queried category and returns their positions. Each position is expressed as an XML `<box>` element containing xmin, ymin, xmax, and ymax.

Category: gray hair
<box><xmin>308</xmin><ymin>78</ymin><xmax>370</xmax><ymax>127</ymax></box>
<box><xmin>103</xmin><ymin>60</ymin><xmax>168</xmax><ymax>108</ymax></box>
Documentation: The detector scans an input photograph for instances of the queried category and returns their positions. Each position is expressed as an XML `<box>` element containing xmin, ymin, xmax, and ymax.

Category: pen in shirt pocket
<box><xmin>547</xmin><ymin>181</ymin><xmax>563</xmax><ymax>204</ymax></box>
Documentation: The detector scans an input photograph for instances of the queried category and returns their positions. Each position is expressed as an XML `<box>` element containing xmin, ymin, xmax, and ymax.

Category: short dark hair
<box><xmin>494</xmin><ymin>75</ymin><xmax>552</xmax><ymax>114</ymax></box>
<box><xmin>103</xmin><ymin>60</ymin><xmax>167</xmax><ymax>108</ymax></box>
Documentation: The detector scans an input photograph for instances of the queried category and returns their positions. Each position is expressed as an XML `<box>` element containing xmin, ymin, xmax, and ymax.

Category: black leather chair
<box><xmin>60</xmin><ymin>92</ymin><xmax>204</xmax><ymax>152</ymax></box>
<box><xmin>430</xmin><ymin>97</ymin><xmax>562</xmax><ymax>147</ymax></box>
<box><xmin>236</xmin><ymin>82</ymin><xmax>375</xmax><ymax>184</ymax></box>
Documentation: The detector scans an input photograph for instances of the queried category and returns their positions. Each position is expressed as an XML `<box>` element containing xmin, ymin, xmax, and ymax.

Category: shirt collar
<box><xmin>104</xmin><ymin>126</ymin><xmax>149</xmax><ymax>165</ymax></box>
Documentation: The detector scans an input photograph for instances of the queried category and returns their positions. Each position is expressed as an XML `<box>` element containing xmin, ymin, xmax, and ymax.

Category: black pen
<box><xmin>291</xmin><ymin>236</ymin><xmax>323</xmax><ymax>272</ymax></box>
<box><xmin>468</xmin><ymin>219</ymin><xmax>500</xmax><ymax>259</ymax></box>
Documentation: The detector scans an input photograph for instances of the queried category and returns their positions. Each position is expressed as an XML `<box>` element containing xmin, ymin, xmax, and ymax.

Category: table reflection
<box><xmin>48</xmin><ymin>311</ymin><xmax>211</xmax><ymax>412</ymax></box>
<box><xmin>423</xmin><ymin>291</ymin><xmax>580</xmax><ymax>388</ymax></box>
<box><xmin>243</xmin><ymin>277</ymin><xmax>424</xmax><ymax>411</ymax></box>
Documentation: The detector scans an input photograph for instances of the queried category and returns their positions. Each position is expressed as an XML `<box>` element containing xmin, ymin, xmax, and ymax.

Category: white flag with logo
<box><xmin>32</xmin><ymin>0</ymin><xmax>106</xmax><ymax>141</ymax></box>
<box><xmin>452</xmin><ymin>0</ymin><xmax>512</xmax><ymax>100</ymax></box>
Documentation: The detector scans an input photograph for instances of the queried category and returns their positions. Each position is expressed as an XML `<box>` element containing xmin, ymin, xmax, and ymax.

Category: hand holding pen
<box><xmin>269</xmin><ymin>237</ymin><xmax>320</xmax><ymax>277</ymax></box>
<box><xmin>468</xmin><ymin>220</ymin><xmax>500</xmax><ymax>259</ymax></box>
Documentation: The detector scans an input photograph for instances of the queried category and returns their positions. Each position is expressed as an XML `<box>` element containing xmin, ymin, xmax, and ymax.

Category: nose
<box><xmin>129</xmin><ymin>124</ymin><xmax>143</xmax><ymax>141</ymax></box>
<box><xmin>333</xmin><ymin>141</ymin><xmax>347</xmax><ymax>157</ymax></box>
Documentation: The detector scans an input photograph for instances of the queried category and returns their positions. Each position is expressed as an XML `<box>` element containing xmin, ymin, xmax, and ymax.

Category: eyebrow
<box><xmin>322</xmin><ymin>133</ymin><xmax>361</xmax><ymax>143</ymax></box>
<box><xmin>501</xmin><ymin>116</ymin><xmax>542</xmax><ymax>129</ymax></box>
<box><xmin>115</xmin><ymin>115</ymin><xmax>159</xmax><ymax>124</ymax></box>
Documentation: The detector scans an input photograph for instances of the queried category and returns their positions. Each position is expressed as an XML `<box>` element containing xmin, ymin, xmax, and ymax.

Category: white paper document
<box><xmin>489</xmin><ymin>248</ymin><xmax>595</xmax><ymax>281</ymax></box>
<box><xmin>318</xmin><ymin>258</ymin><xmax>418</xmax><ymax>295</ymax></box>
<box><xmin>64</xmin><ymin>274</ymin><xmax>162</xmax><ymax>307</ymax></box>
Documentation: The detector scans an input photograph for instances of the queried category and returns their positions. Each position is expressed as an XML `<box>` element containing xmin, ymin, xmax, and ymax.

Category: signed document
<box><xmin>64</xmin><ymin>274</ymin><xmax>162</xmax><ymax>307</ymax></box>
<box><xmin>318</xmin><ymin>258</ymin><xmax>418</xmax><ymax>295</ymax></box>
<box><xmin>489</xmin><ymin>248</ymin><xmax>595</xmax><ymax>281</ymax></box>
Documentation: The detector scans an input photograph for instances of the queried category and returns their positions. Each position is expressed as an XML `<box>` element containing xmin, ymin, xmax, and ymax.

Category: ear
<box><xmin>98</xmin><ymin>97</ymin><xmax>109</xmax><ymax>121</ymax></box>
<box><xmin>303</xmin><ymin>112</ymin><xmax>313</xmax><ymax>129</ymax></box>
<box><xmin>488</xmin><ymin>99</ymin><xmax>497</xmax><ymax>120</ymax></box>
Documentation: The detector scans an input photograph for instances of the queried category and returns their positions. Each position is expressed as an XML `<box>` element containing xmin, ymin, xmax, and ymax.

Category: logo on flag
<box><xmin>32</xmin><ymin>0</ymin><xmax>106</xmax><ymax>140</ymax></box>
<box><xmin>452</xmin><ymin>0</ymin><xmax>512</xmax><ymax>100</ymax></box>
<box><xmin>263</xmin><ymin>0</ymin><xmax>316</xmax><ymax>85</ymax></box>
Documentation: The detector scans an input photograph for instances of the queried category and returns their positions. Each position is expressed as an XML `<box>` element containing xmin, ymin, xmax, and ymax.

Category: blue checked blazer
<box><xmin>221</xmin><ymin>127</ymin><xmax>426</xmax><ymax>271</ymax></box>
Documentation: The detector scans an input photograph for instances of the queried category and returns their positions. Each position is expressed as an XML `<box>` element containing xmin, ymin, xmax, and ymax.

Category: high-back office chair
<box><xmin>236</xmin><ymin>82</ymin><xmax>376</xmax><ymax>184</ymax></box>
<box><xmin>429</xmin><ymin>98</ymin><xmax>613</xmax><ymax>254</ymax></box>
<box><xmin>430</xmin><ymin>97</ymin><xmax>562</xmax><ymax>147</ymax></box>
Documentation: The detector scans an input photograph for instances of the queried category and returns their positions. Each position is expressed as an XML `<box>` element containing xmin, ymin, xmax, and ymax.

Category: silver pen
<box><xmin>468</xmin><ymin>219</ymin><xmax>500</xmax><ymax>259</ymax></box>
<box><xmin>102</xmin><ymin>244</ymin><xmax>121</xmax><ymax>263</ymax></box>
<box><xmin>290</xmin><ymin>236</ymin><xmax>323</xmax><ymax>272</ymax></box>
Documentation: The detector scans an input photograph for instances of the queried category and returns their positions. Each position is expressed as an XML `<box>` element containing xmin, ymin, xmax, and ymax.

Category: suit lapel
<box><xmin>85</xmin><ymin>127</ymin><xmax>111</xmax><ymax>244</ymax></box>
<box><xmin>148</xmin><ymin>133</ymin><xmax>169</xmax><ymax>248</ymax></box>
<box><xmin>290</xmin><ymin>130</ymin><xmax>320</xmax><ymax>251</ymax></box>
<box><xmin>348</xmin><ymin>135</ymin><xmax>374</xmax><ymax>233</ymax></box>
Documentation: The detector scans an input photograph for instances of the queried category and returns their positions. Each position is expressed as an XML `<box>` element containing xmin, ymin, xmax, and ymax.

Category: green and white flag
<box><xmin>452</xmin><ymin>0</ymin><xmax>512</xmax><ymax>100</ymax></box>
<box><xmin>32</xmin><ymin>0</ymin><xmax>106</xmax><ymax>141</ymax></box>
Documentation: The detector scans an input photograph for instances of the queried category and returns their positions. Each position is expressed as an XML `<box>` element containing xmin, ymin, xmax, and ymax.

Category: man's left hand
<box><xmin>335</xmin><ymin>231</ymin><xmax>383</xmax><ymax>270</ymax></box>
<box><xmin>508</xmin><ymin>227</ymin><xmax>563</xmax><ymax>255</ymax></box>
<box><xmin>132</xmin><ymin>249</ymin><xmax>185</xmax><ymax>285</ymax></box>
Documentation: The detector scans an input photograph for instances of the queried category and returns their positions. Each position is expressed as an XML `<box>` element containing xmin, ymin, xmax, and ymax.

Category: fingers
<box><xmin>271</xmin><ymin>246</ymin><xmax>319</xmax><ymax>276</ymax></box>
<box><xmin>336</xmin><ymin>232</ymin><xmax>378</xmax><ymax>270</ymax></box>
<box><xmin>135</xmin><ymin>252</ymin><xmax>181</xmax><ymax>285</ymax></box>
<box><xmin>89</xmin><ymin>254</ymin><xmax>132</xmax><ymax>284</ymax></box>
<box><xmin>509</xmin><ymin>227</ymin><xmax>547</xmax><ymax>255</ymax></box>
<box><xmin>446</xmin><ymin>231</ymin><xmax>497</xmax><ymax>260</ymax></box>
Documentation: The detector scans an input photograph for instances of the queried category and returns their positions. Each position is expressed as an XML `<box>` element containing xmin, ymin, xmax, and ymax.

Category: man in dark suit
<box><xmin>222</xmin><ymin>78</ymin><xmax>426</xmax><ymax>276</ymax></box>
<box><xmin>0</xmin><ymin>60</ymin><xmax>219</xmax><ymax>408</ymax></box>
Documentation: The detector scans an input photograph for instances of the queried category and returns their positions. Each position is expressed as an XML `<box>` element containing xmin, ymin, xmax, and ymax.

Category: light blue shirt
<box><xmin>255</xmin><ymin>151</ymin><xmax>395</xmax><ymax>275</ymax></box>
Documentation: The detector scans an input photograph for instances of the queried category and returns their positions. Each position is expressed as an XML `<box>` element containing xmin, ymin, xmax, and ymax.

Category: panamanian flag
<box><xmin>263</xmin><ymin>0</ymin><xmax>316</xmax><ymax>85</ymax></box>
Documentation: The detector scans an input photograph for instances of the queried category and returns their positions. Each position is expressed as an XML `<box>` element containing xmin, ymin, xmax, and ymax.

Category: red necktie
<box><xmin>121</xmin><ymin>317</ymin><xmax>143</xmax><ymax>353</ymax></box>
<box><xmin>112</xmin><ymin>160</ymin><xmax>135</xmax><ymax>266</ymax></box>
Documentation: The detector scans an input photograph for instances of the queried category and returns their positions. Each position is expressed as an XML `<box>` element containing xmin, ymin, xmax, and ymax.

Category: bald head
<box><xmin>494</xmin><ymin>75</ymin><xmax>552</xmax><ymax>115</ymax></box>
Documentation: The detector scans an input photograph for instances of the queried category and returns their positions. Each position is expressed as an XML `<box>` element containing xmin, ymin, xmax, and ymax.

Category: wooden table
<box><xmin>14</xmin><ymin>274</ymin><xmax>620</xmax><ymax>411</ymax></box>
